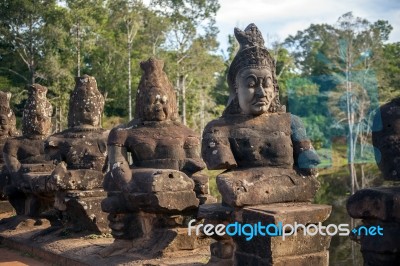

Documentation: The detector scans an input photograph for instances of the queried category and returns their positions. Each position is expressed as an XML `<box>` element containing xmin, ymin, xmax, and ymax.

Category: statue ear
<box><xmin>6</xmin><ymin>92</ymin><xmax>11</xmax><ymax>101</ymax></box>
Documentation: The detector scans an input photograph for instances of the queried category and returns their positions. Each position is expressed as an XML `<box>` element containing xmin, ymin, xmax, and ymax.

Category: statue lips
<box><xmin>253</xmin><ymin>98</ymin><xmax>268</xmax><ymax>107</ymax></box>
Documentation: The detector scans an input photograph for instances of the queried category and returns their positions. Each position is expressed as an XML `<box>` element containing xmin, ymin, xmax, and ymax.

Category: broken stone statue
<box><xmin>347</xmin><ymin>96</ymin><xmax>400</xmax><ymax>266</ymax></box>
<box><xmin>101</xmin><ymin>57</ymin><xmax>213</xmax><ymax>257</ymax></box>
<box><xmin>2</xmin><ymin>84</ymin><xmax>55</xmax><ymax>226</ymax></box>
<box><xmin>200</xmin><ymin>23</ymin><xmax>331</xmax><ymax>265</ymax></box>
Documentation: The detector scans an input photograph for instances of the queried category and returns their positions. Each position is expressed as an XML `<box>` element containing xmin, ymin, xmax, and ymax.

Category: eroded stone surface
<box><xmin>43</xmin><ymin>75</ymin><xmax>109</xmax><ymax>233</ymax></box>
<box><xmin>347</xmin><ymin>187</ymin><xmax>400</xmax><ymax>222</ymax></box>
<box><xmin>101</xmin><ymin>58</ymin><xmax>210</xmax><ymax>255</ymax></box>
<box><xmin>200</xmin><ymin>23</ymin><xmax>326</xmax><ymax>265</ymax></box>
<box><xmin>0</xmin><ymin>91</ymin><xmax>18</xmax><ymax>203</ymax></box>
<box><xmin>2</xmin><ymin>84</ymin><xmax>54</xmax><ymax>218</ymax></box>
<box><xmin>217</xmin><ymin>167</ymin><xmax>320</xmax><ymax>207</ymax></box>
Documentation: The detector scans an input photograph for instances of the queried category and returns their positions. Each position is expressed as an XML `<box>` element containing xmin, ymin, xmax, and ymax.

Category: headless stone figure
<box><xmin>0</xmin><ymin>91</ymin><xmax>18</xmax><ymax>201</ymax></box>
<box><xmin>101</xmin><ymin>58</ymin><xmax>211</xmax><ymax>256</ymax></box>
<box><xmin>44</xmin><ymin>75</ymin><xmax>109</xmax><ymax>233</ymax></box>
<box><xmin>200</xmin><ymin>24</ymin><xmax>329</xmax><ymax>265</ymax></box>
<box><xmin>3</xmin><ymin>84</ymin><xmax>54</xmax><ymax>221</ymax></box>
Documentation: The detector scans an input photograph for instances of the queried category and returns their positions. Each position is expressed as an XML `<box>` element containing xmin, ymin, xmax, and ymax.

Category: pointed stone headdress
<box><xmin>225</xmin><ymin>23</ymin><xmax>281</xmax><ymax>113</ymax></box>
<box><xmin>135</xmin><ymin>57</ymin><xmax>178</xmax><ymax>121</ymax></box>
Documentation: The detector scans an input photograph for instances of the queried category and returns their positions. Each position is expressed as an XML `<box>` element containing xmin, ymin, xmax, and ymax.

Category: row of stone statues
<box><xmin>0</xmin><ymin>22</ymin><xmax>397</xmax><ymax>266</ymax></box>
<box><xmin>0</xmin><ymin>23</ymin><xmax>330</xmax><ymax>265</ymax></box>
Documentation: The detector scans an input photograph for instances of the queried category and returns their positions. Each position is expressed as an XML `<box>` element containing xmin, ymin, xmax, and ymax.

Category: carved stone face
<box><xmin>236</xmin><ymin>68</ymin><xmax>275</xmax><ymax>115</ymax></box>
<box><xmin>0</xmin><ymin>114</ymin><xmax>10</xmax><ymax>137</ymax></box>
<box><xmin>32</xmin><ymin>112</ymin><xmax>52</xmax><ymax>135</ymax></box>
<box><xmin>73</xmin><ymin>101</ymin><xmax>100</xmax><ymax>127</ymax></box>
<box><xmin>143</xmin><ymin>88</ymin><xmax>169</xmax><ymax>121</ymax></box>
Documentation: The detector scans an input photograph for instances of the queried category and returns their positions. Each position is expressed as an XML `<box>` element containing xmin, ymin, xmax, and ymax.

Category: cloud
<box><xmin>216</xmin><ymin>0</ymin><xmax>400</xmax><ymax>51</ymax></box>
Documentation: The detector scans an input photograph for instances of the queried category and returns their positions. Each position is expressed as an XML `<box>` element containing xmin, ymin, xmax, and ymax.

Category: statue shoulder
<box><xmin>203</xmin><ymin>117</ymin><xmax>229</xmax><ymax>134</ymax></box>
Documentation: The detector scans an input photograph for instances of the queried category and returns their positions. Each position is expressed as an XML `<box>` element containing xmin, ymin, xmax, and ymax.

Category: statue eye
<box><xmin>264</xmin><ymin>77</ymin><xmax>273</xmax><ymax>87</ymax></box>
<box><xmin>247</xmin><ymin>77</ymin><xmax>256</xmax><ymax>87</ymax></box>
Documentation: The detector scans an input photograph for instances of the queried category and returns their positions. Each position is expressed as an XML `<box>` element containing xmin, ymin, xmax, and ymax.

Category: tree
<box><xmin>0</xmin><ymin>0</ymin><xmax>59</xmax><ymax>84</ymax></box>
<box><xmin>284</xmin><ymin>12</ymin><xmax>393</xmax><ymax>193</ymax></box>
<box><xmin>150</xmin><ymin>0</ymin><xmax>221</xmax><ymax>125</ymax></box>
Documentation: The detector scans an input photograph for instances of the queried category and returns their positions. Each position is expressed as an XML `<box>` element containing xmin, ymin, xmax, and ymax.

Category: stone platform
<box><xmin>0</xmin><ymin>216</ymin><xmax>210</xmax><ymax>266</ymax></box>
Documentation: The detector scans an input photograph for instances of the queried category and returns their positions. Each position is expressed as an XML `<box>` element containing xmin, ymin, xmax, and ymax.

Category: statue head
<box><xmin>68</xmin><ymin>75</ymin><xmax>105</xmax><ymax>128</ymax></box>
<box><xmin>135</xmin><ymin>58</ymin><xmax>178</xmax><ymax>121</ymax></box>
<box><xmin>225</xmin><ymin>23</ymin><xmax>282</xmax><ymax>116</ymax></box>
<box><xmin>22</xmin><ymin>84</ymin><xmax>53</xmax><ymax>137</ymax></box>
<box><xmin>0</xmin><ymin>91</ymin><xmax>17</xmax><ymax>138</ymax></box>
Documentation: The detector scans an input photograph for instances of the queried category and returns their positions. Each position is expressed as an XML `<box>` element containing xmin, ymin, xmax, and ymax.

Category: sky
<box><xmin>215</xmin><ymin>0</ymin><xmax>400</xmax><ymax>54</ymax></box>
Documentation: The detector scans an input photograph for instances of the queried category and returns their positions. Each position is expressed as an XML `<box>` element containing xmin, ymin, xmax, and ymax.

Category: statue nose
<box><xmin>255</xmin><ymin>84</ymin><xmax>267</xmax><ymax>97</ymax></box>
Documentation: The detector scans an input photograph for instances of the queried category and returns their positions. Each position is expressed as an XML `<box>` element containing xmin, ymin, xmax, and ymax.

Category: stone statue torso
<box><xmin>203</xmin><ymin>113</ymin><xmax>294</xmax><ymax>169</ymax></box>
<box><xmin>46</xmin><ymin>128</ymin><xmax>108</xmax><ymax>171</ymax></box>
<box><xmin>109</xmin><ymin>120</ymin><xmax>203</xmax><ymax>171</ymax></box>
<box><xmin>4</xmin><ymin>137</ymin><xmax>47</xmax><ymax>164</ymax></box>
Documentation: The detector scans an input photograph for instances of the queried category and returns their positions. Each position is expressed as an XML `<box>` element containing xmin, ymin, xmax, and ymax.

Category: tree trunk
<box><xmin>180</xmin><ymin>75</ymin><xmax>187</xmax><ymax>125</ymax></box>
<box><xmin>77</xmin><ymin>21</ymin><xmax>81</xmax><ymax>76</ymax></box>
<box><xmin>200</xmin><ymin>87</ymin><xmax>205</xmax><ymax>134</ymax></box>
<box><xmin>128</xmin><ymin>41</ymin><xmax>132</xmax><ymax>121</ymax></box>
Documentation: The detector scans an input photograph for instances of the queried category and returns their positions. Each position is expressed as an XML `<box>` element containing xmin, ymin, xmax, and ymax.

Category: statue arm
<box><xmin>290</xmin><ymin>114</ymin><xmax>320</xmax><ymax>175</ymax></box>
<box><xmin>182</xmin><ymin>135</ymin><xmax>206</xmax><ymax>175</ymax></box>
<box><xmin>44</xmin><ymin>137</ymin><xmax>62</xmax><ymax>162</ymax></box>
<box><xmin>103</xmin><ymin>128</ymin><xmax>131</xmax><ymax>192</ymax></box>
<box><xmin>3</xmin><ymin>139</ymin><xmax>21</xmax><ymax>174</ymax></box>
<box><xmin>201</xmin><ymin>125</ymin><xmax>237</xmax><ymax>170</ymax></box>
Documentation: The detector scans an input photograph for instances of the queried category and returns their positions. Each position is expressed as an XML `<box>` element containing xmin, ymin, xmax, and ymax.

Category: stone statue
<box><xmin>200</xmin><ymin>24</ymin><xmax>331</xmax><ymax>265</ymax></box>
<box><xmin>202</xmin><ymin>24</ymin><xmax>320</xmax><ymax>207</ymax></box>
<box><xmin>101</xmin><ymin>58</ymin><xmax>211</xmax><ymax>256</ymax></box>
<box><xmin>0</xmin><ymin>91</ymin><xmax>18</xmax><ymax>201</ymax></box>
<box><xmin>3</xmin><ymin>84</ymin><xmax>54</xmax><ymax>219</ymax></box>
<box><xmin>347</xmin><ymin>97</ymin><xmax>400</xmax><ymax>266</ymax></box>
<box><xmin>44</xmin><ymin>75</ymin><xmax>109</xmax><ymax>233</ymax></box>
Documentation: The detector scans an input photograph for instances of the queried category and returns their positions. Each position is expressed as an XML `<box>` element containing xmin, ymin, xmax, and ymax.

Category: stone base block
<box><xmin>238</xmin><ymin>202</ymin><xmax>332</xmax><ymax>225</ymax></box>
<box><xmin>233</xmin><ymin>203</ymin><xmax>331</xmax><ymax>259</ymax></box>
<box><xmin>124</xmin><ymin>190</ymin><xmax>199</xmax><ymax>213</ymax></box>
<box><xmin>129</xmin><ymin>168</ymin><xmax>195</xmax><ymax>193</ymax></box>
<box><xmin>62</xmin><ymin>189</ymin><xmax>109</xmax><ymax>233</ymax></box>
<box><xmin>216</xmin><ymin>167</ymin><xmax>320</xmax><ymax>207</ymax></box>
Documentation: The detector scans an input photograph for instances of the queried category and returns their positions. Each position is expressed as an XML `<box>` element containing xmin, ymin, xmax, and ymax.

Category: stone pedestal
<box><xmin>233</xmin><ymin>203</ymin><xmax>331</xmax><ymax>265</ymax></box>
<box><xmin>102</xmin><ymin>168</ymin><xmax>211</xmax><ymax>257</ymax></box>
<box><xmin>347</xmin><ymin>187</ymin><xmax>400</xmax><ymax>266</ymax></box>
<box><xmin>60</xmin><ymin>189</ymin><xmax>109</xmax><ymax>233</ymax></box>
<box><xmin>199</xmin><ymin>202</ymin><xmax>331</xmax><ymax>266</ymax></box>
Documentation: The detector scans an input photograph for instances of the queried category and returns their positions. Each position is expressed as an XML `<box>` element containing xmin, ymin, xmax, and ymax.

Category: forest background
<box><xmin>1</xmin><ymin>1</ymin><xmax>400</xmax><ymax>264</ymax></box>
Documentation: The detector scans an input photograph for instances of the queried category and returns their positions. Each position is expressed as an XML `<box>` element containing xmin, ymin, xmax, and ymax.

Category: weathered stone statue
<box><xmin>101</xmin><ymin>58</ymin><xmax>211</xmax><ymax>256</ymax></box>
<box><xmin>3</xmin><ymin>84</ymin><xmax>54</xmax><ymax>219</ymax></box>
<box><xmin>347</xmin><ymin>97</ymin><xmax>400</xmax><ymax>266</ymax></box>
<box><xmin>44</xmin><ymin>75</ymin><xmax>109</xmax><ymax>233</ymax></box>
<box><xmin>200</xmin><ymin>24</ymin><xmax>331</xmax><ymax>265</ymax></box>
<box><xmin>0</xmin><ymin>91</ymin><xmax>17</xmax><ymax>207</ymax></box>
